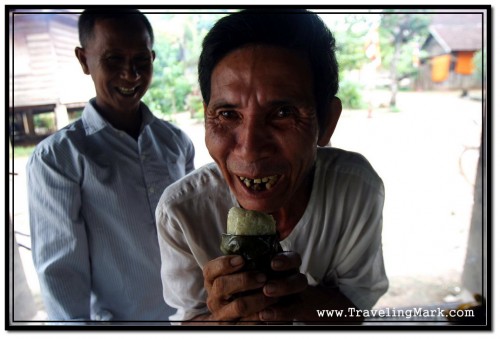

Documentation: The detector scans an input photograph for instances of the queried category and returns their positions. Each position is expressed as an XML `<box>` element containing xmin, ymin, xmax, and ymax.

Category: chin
<box><xmin>238</xmin><ymin>199</ymin><xmax>279</xmax><ymax>214</ymax></box>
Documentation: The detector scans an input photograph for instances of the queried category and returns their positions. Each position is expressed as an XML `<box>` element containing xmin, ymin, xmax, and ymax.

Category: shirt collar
<box><xmin>82</xmin><ymin>98</ymin><xmax>156</xmax><ymax>136</ymax></box>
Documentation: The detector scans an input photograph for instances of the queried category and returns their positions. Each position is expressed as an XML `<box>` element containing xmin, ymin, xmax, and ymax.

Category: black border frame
<box><xmin>4</xmin><ymin>3</ymin><xmax>492</xmax><ymax>332</ymax></box>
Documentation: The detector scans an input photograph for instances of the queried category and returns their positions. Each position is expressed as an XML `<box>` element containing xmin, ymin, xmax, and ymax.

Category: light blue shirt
<box><xmin>27</xmin><ymin>99</ymin><xmax>195</xmax><ymax>321</ymax></box>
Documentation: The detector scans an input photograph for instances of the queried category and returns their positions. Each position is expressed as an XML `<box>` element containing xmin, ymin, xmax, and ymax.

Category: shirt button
<box><xmin>149</xmin><ymin>187</ymin><xmax>155</xmax><ymax>194</ymax></box>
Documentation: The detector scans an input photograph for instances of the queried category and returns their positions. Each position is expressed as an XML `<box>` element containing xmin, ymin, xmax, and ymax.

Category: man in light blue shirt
<box><xmin>26</xmin><ymin>9</ymin><xmax>194</xmax><ymax>321</ymax></box>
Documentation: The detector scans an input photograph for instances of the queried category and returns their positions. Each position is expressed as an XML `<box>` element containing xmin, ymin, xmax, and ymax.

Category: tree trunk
<box><xmin>389</xmin><ymin>36</ymin><xmax>402</xmax><ymax>107</ymax></box>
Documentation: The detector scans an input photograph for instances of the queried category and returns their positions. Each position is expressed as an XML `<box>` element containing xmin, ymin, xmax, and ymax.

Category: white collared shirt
<box><xmin>156</xmin><ymin>147</ymin><xmax>388</xmax><ymax>322</ymax></box>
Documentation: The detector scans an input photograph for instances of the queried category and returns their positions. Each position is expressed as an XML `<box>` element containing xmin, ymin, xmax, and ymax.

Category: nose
<box><xmin>120</xmin><ymin>61</ymin><xmax>140</xmax><ymax>81</ymax></box>
<box><xmin>235</xmin><ymin>116</ymin><xmax>275</xmax><ymax>162</ymax></box>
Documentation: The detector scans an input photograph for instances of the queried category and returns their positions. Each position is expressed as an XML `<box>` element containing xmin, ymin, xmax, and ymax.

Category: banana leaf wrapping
<box><xmin>220</xmin><ymin>233</ymin><xmax>283</xmax><ymax>274</ymax></box>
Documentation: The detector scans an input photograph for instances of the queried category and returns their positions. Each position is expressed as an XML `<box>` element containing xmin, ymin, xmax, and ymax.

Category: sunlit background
<box><xmin>8</xmin><ymin>8</ymin><xmax>487</xmax><ymax>322</ymax></box>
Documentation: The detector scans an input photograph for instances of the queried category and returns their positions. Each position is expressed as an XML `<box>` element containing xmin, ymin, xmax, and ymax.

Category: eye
<box><xmin>276</xmin><ymin>106</ymin><xmax>295</xmax><ymax>119</ymax></box>
<box><xmin>219</xmin><ymin>110</ymin><xmax>239</xmax><ymax>120</ymax></box>
<box><xmin>135</xmin><ymin>55</ymin><xmax>152</xmax><ymax>64</ymax></box>
<box><xmin>106</xmin><ymin>55</ymin><xmax>123</xmax><ymax>64</ymax></box>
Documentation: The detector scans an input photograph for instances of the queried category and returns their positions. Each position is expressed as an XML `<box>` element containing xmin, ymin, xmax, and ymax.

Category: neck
<box><xmin>273</xmin><ymin>168</ymin><xmax>315</xmax><ymax>240</ymax></box>
<box><xmin>95</xmin><ymin>102</ymin><xmax>142</xmax><ymax>139</ymax></box>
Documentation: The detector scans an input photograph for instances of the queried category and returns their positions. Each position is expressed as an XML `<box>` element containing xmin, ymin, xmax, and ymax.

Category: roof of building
<box><xmin>422</xmin><ymin>13</ymin><xmax>484</xmax><ymax>54</ymax></box>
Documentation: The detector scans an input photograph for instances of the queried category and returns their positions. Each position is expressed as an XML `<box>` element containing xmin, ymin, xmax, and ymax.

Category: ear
<box><xmin>74</xmin><ymin>47</ymin><xmax>90</xmax><ymax>75</ymax></box>
<box><xmin>318</xmin><ymin>97</ymin><xmax>342</xmax><ymax>147</ymax></box>
<box><xmin>203</xmin><ymin>101</ymin><xmax>208</xmax><ymax>117</ymax></box>
<box><xmin>151</xmin><ymin>50</ymin><xmax>156</xmax><ymax>62</ymax></box>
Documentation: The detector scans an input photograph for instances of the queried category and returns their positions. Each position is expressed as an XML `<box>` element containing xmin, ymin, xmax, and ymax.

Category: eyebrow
<box><xmin>208</xmin><ymin>97</ymin><xmax>316</xmax><ymax>113</ymax></box>
<box><xmin>103</xmin><ymin>47</ymin><xmax>152</xmax><ymax>54</ymax></box>
<box><xmin>208</xmin><ymin>100</ymin><xmax>237</xmax><ymax>109</ymax></box>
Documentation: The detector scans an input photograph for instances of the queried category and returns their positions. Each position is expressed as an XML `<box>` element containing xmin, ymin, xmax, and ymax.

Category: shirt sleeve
<box><xmin>156</xmin><ymin>197</ymin><xmax>209</xmax><ymax>322</ymax></box>
<box><xmin>27</xmin><ymin>149</ymin><xmax>92</xmax><ymax>320</ymax></box>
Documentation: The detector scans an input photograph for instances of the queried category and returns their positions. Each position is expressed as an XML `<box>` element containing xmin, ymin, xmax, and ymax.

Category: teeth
<box><xmin>244</xmin><ymin>179</ymin><xmax>251</xmax><ymax>187</ymax></box>
<box><xmin>118</xmin><ymin>87</ymin><xmax>136</xmax><ymax>94</ymax></box>
<box><xmin>238</xmin><ymin>175</ymin><xmax>279</xmax><ymax>191</ymax></box>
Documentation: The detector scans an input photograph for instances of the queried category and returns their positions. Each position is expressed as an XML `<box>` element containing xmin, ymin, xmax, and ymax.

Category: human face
<box><xmin>75</xmin><ymin>18</ymin><xmax>155</xmax><ymax>116</ymax></box>
<box><xmin>205</xmin><ymin>45</ymin><xmax>320</xmax><ymax>220</ymax></box>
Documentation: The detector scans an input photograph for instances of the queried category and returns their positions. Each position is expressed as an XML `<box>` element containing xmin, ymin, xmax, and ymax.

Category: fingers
<box><xmin>203</xmin><ymin>255</ymin><xmax>245</xmax><ymax>285</ymax></box>
<box><xmin>263</xmin><ymin>271</ymin><xmax>308</xmax><ymax>298</ymax></box>
<box><xmin>202</xmin><ymin>252</ymin><xmax>306</xmax><ymax>322</ymax></box>
<box><xmin>259</xmin><ymin>306</ymin><xmax>294</xmax><ymax>323</ymax></box>
<box><xmin>209</xmin><ymin>270</ymin><xmax>267</xmax><ymax>301</ymax></box>
<box><xmin>203</xmin><ymin>255</ymin><xmax>277</xmax><ymax>321</ymax></box>
<box><xmin>226</xmin><ymin>292</ymin><xmax>278</xmax><ymax>317</ymax></box>
<box><xmin>208</xmin><ymin>289</ymin><xmax>279</xmax><ymax>321</ymax></box>
<box><xmin>270</xmin><ymin>251</ymin><xmax>302</xmax><ymax>272</ymax></box>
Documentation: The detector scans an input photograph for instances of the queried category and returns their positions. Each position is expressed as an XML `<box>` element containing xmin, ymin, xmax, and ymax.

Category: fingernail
<box><xmin>264</xmin><ymin>282</ymin><xmax>277</xmax><ymax>294</ymax></box>
<box><xmin>260</xmin><ymin>309</ymin><xmax>274</xmax><ymax>321</ymax></box>
<box><xmin>230</xmin><ymin>256</ymin><xmax>244</xmax><ymax>267</ymax></box>
<box><xmin>272</xmin><ymin>258</ymin><xmax>284</xmax><ymax>269</ymax></box>
<box><xmin>256</xmin><ymin>273</ymin><xmax>267</xmax><ymax>283</ymax></box>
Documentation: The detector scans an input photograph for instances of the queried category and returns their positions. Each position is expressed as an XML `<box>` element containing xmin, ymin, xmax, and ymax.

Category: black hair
<box><xmin>198</xmin><ymin>9</ymin><xmax>338</xmax><ymax>128</ymax></box>
<box><xmin>78</xmin><ymin>8</ymin><xmax>154</xmax><ymax>48</ymax></box>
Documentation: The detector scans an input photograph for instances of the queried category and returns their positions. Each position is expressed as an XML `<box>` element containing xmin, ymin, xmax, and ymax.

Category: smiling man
<box><xmin>156</xmin><ymin>9</ymin><xmax>388</xmax><ymax>324</ymax></box>
<box><xmin>27</xmin><ymin>9</ymin><xmax>194</xmax><ymax>321</ymax></box>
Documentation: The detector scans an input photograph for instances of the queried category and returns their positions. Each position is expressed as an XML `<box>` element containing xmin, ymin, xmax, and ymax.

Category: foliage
<box><xmin>323</xmin><ymin>14</ymin><xmax>371</xmax><ymax>109</ymax></box>
<box><xmin>142</xmin><ymin>13</ymin><xmax>226</xmax><ymax>119</ymax></box>
<box><xmin>379</xmin><ymin>10</ymin><xmax>430</xmax><ymax>106</ymax></box>
<box><xmin>186</xmin><ymin>90</ymin><xmax>204</xmax><ymax>120</ymax></box>
<box><xmin>472</xmin><ymin>49</ymin><xmax>485</xmax><ymax>82</ymax></box>
<box><xmin>33</xmin><ymin>113</ymin><xmax>55</xmax><ymax>130</ymax></box>
<box><xmin>332</xmin><ymin>14</ymin><xmax>372</xmax><ymax>73</ymax></box>
<box><xmin>380</xmin><ymin>11</ymin><xmax>429</xmax><ymax>41</ymax></box>
<box><xmin>140</xmin><ymin>12</ymin><xmax>430</xmax><ymax>114</ymax></box>
<box><xmin>13</xmin><ymin>146</ymin><xmax>35</xmax><ymax>158</ymax></box>
<box><xmin>338</xmin><ymin>80</ymin><xmax>364</xmax><ymax>109</ymax></box>
<box><xmin>142</xmin><ymin>31</ymin><xmax>191</xmax><ymax>119</ymax></box>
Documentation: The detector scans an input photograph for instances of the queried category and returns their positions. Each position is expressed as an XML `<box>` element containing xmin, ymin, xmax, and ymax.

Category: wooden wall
<box><xmin>9</xmin><ymin>12</ymin><xmax>93</xmax><ymax>108</ymax></box>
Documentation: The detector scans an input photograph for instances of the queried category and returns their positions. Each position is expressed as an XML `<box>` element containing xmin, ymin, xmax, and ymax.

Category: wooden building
<box><xmin>416</xmin><ymin>13</ymin><xmax>484</xmax><ymax>92</ymax></box>
<box><xmin>9</xmin><ymin>10</ymin><xmax>94</xmax><ymax>144</ymax></box>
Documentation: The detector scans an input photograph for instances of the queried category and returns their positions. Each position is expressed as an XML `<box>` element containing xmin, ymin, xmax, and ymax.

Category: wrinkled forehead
<box><xmin>214</xmin><ymin>45</ymin><xmax>312</xmax><ymax>84</ymax></box>
<box><xmin>209</xmin><ymin>44</ymin><xmax>315</xmax><ymax>106</ymax></box>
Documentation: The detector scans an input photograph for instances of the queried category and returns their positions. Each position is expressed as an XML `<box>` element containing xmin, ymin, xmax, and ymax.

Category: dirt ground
<box><xmin>9</xmin><ymin>89</ymin><xmax>484</xmax><ymax>320</ymax></box>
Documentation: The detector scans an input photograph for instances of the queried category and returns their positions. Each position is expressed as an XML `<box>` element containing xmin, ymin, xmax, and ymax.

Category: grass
<box><xmin>389</xmin><ymin>105</ymin><xmax>401</xmax><ymax>113</ymax></box>
<box><xmin>12</xmin><ymin>146</ymin><xmax>35</xmax><ymax>159</ymax></box>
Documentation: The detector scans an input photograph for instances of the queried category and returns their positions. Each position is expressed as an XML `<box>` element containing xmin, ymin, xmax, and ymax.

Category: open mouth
<box><xmin>117</xmin><ymin>86</ymin><xmax>138</xmax><ymax>96</ymax></box>
<box><xmin>238</xmin><ymin>175</ymin><xmax>279</xmax><ymax>191</ymax></box>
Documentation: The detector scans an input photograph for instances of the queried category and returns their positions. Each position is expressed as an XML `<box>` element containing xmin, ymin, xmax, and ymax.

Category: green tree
<box><xmin>323</xmin><ymin>13</ymin><xmax>371</xmax><ymax>109</ymax></box>
<box><xmin>142</xmin><ymin>16</ymin><xmax>189</xmax><ymax>119</ymax></box>
<box><xmin>334</xmin><ymin>14</ymin><xmax>372</xmax><ymax>72</ymax></box>
<box><xmin>143</xmin><ymin>13</ymin><xmax>227</xmax><ymax>120</ymax></box>
<box><xmin>472</xmin><ymin>48</ymin><xmax>485</xmax><ymax>83</ymax></box>
<box><xmin>379</xmin><ymin>10</ymin><xmax>430</xmax><ymax>107</ymax></box>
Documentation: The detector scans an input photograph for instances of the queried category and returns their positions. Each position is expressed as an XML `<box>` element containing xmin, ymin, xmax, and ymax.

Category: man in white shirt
<box><xmin>27</xmin><ymin>9</ymin><xmax>194</xmax><ymax>321</ymax></box>
<box><xmin>156</xmin><ymin>9</ymin><xmax>387</xmax><ymax>324</ymax></box>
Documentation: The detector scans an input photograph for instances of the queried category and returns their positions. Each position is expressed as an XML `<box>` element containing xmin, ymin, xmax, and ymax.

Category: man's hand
<box><xmin>200</xmin><ymin>255</ymin><xmax>278</xmax><ymax>324</ymax></box>
<box><xmin>191</xmin><ymin>251</ymin><xmax>361</xmax><ymax>325</ymax></box>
